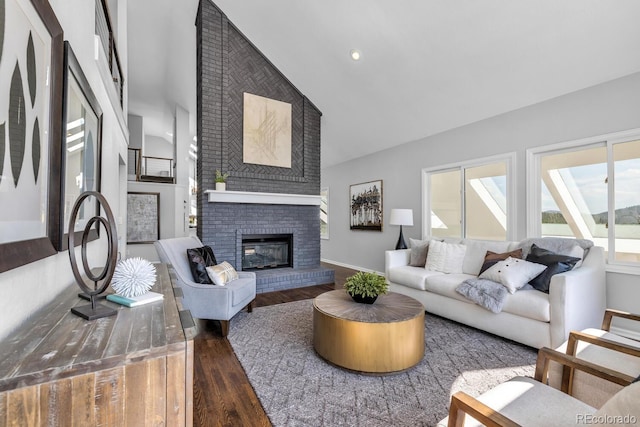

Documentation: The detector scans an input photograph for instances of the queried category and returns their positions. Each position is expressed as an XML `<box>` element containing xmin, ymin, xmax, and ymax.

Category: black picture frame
<box><xmin>127</xmin><ymin>192</ymin><xmax>160</xmax><ymax>244</ymax></box>
<box><xmin>0</xmin><ymin>0</ymin><xmax>64</xmax><ymax>273</ymax></box>
<box><xmin>350</xmin><ymin>180</ymin><xmax>383</xmax><ymax>231</ymax></box>
<box><xmin>58</xmin><ymin>41</ymin><xmax>103</xmax><ymax>250</ymax></box>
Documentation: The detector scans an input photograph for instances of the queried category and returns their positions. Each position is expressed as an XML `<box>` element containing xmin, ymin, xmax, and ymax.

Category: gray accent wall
<box><xmin>321</xmin><ymin>72</ymin><xmax>640</xmax><ymax>332</ymax></box>
<box><xmin>196</xmin><ymin>0</ymin><xmax>321</xmax><ymax>200</ymax></box>
<box><xmin>195</xmin><ymin>0</ymin><xmax>332</xmax><ymax>291</ymax></box>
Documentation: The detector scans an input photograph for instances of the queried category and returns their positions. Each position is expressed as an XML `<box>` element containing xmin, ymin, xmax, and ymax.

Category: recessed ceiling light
<box><xmin>350</xmin><ymin>49</ymin><xmax>361</xmax><ymax>61</ymax></box>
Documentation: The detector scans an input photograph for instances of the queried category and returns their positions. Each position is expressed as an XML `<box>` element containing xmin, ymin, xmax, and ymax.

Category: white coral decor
<box><xmin>111</xmin><ymin>257</ymin><xmax>157</xmax><ymax>297</ymax></box>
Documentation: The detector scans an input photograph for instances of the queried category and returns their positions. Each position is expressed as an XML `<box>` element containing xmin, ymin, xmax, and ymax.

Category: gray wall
<box><xmin>321</xmin><ymin>72</ymin><xmax>640</xmax><ymax>329</ymax></box>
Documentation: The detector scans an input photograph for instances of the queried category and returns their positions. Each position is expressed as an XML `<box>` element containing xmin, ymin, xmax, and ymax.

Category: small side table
<box><xmin>313</xmin><ymin>289</ymin><xmax>425</xmax><ymax>374</ymax></box>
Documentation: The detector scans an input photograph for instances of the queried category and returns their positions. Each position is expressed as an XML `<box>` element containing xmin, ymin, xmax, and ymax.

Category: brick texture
<box><xmin>196</xmin><ymin>1</ymin><xmax>332</xmax><ymax>292</ymax></box>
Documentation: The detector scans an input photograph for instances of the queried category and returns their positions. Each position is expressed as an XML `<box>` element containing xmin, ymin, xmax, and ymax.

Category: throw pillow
<box><xmin>425</xmin><ymin>240</ymin><xmax>467</xmax><ymax>274</ymax></box>
<box><xmin>186</xmin><ymin>246</ymin><xmax>218</xmax><ymax>284</ymax></box>
<box><xmin>456</xmin><ymin>278</ymin><xmax>509</xmax><ymax>313</ymax></box>
<box><xmin>478</xmin><ymin>249</ymin><xmax>523</xmax><ymax>275</ymax></box>
<box><xmin>479</xmin><ymin>257</ymin><xmax>547</xmax><ymax>294</ymax></box>
<box><xmin>409</xmin><ymin>238</ymin><xmax>430</xmax><ymax>267</ymax></box>
<box><xmin>566</xmin><ymin>244</ymin><xmax>585</xmax><ymax>269</ymax></box>
<box><xmin>526</xmin><ymin>244</ymin><xmax>581</xmax><ymax>293</ymax></box>
<box><xmin>206</xmin><ymin>261</ymin><xmax>239</xmax><ymax>286</ymax></box>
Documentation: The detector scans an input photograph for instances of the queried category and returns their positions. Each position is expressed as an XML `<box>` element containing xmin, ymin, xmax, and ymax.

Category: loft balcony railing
<box><xmin>95</xmin><ymin>0</ymin><xmax>124</xmax><ymax>106</ymax></box>
<box><xmin>128</xmin><ymin>148</ymin><xmax>175</xmax><ymax>183</ymax></box>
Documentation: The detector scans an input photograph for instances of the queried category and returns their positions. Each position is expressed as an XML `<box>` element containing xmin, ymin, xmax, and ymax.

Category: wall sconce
<box><xmin>389</xmin><ymin>209</ymin><xmax>413</xmax><ymax>250</ymax></box>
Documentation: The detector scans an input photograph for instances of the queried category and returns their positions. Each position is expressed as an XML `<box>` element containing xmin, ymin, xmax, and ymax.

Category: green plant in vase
<box><xmin>215</xmin><ymin>170</ymin><xmax>229</xmax><ymax>191</ymax></box>
<box><xmin>344</xmin><ymin>271</ymin><xmax>388</xmax><ymax>304</ymax></box>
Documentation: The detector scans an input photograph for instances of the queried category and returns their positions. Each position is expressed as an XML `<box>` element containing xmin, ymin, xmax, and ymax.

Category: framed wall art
<box><xmin>242</xmin><ymin>92</ymin><xmax>292</xmax><ymax>168</ymax></box>
<box><xmin>127</xmin><ymin>192</ymin><xmax>160</xmax><ymax>244</ymax></box>
<box><xmin>59</xmin><ymin>41</ymin><xmax>103</xmax><ymax>250</ymax></box>
<box><xmin>0</xmin><ymin>0</ymin><xmax>64</xmax><ymax>273</ymax></box>
<box><xmin>350</xmin><ymin>180</ymin><xmax>383</xmax><ymax>231</ymax></box>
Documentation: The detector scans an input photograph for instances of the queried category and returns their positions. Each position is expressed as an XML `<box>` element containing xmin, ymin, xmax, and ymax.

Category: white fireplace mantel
<box><xmin>205</xmin><ymin>189</ymin><xmax>321</xmax><ymax>206</ymax></box>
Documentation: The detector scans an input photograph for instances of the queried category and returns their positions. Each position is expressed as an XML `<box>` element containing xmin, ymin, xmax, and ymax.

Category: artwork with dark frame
<box><xmin>350</xmin><ymin>180</ymin><xmax>383</xmax><ymax>231</ymax></box>
<box><xmin>127</xmin><ymin>192</ymin><xmax>160</xmax><ymax>244</ymax></box>
<box><xmin>59</xmin><ymin>41</ymin><xmax>103</xmax><ymax>250</ymax></box>
<box><xmin>0</xmin><ymin>0</ymin><xmax>64</xmax><ymax>273</ymax></box>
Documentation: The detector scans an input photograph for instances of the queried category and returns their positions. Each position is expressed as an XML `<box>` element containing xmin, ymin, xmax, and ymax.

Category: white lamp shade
<box><xmin>390</xmin><ymin>209</ymin><xmax>413</xmax><ymax>226</ymax></box>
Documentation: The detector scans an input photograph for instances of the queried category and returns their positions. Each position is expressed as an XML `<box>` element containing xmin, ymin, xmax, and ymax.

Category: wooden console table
<box><xmin>0</xmin><ymin>264</ymin><xmax>196</xmax><ymax>426</ymax></box>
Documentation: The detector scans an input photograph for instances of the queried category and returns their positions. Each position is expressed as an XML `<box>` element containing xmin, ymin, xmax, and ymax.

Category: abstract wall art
<box><xmin>242</xmin><ymin>92</ymin><xmax>292</xmax><ymax>168</ymax></box>
<box><xmin>127</xmin><ymin>192</ymin><xmax>160</xmax><ymax>244</ymax></box>
<box><xmin>0</xmin><ymin>0</ymin><xmax>64</xmax><ymax>273</ymax></box>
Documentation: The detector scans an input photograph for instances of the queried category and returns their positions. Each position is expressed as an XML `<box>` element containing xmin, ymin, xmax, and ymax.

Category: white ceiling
<box><xmin>127</xmin><ymin>0</ymin><xmax>640</xmax><ymax>168</ymax></box>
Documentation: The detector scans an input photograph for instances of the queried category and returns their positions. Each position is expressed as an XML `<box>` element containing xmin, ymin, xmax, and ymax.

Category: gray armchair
<box><xmin>154</xmin><ymin>236</ymin><xmax>256</xmax><ymax>336</ymax></box>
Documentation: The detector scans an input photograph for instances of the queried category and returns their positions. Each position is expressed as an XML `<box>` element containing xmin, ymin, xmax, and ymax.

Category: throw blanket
<box><xmin>456</xmin><ymin>278</ymin><xmax>508</xmax><ymax>313</ymax></box>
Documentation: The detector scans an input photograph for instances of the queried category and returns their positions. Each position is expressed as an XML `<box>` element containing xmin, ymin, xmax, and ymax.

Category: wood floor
<box><xmin>193</xmin><ymin>262</ymin><xmax>356</xmax><ymax>427</ymax></box>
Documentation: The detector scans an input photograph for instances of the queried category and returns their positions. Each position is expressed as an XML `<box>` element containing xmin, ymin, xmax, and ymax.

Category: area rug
<box><xmin>228</xmin><ymin>299</ymin><xmax>536</xmax><ymax>426</ymax></box>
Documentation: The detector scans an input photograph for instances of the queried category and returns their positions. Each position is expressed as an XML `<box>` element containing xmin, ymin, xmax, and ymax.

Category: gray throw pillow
<box><xmin>409</xmin><ymin>239</ymin><xmax>429</xmax><ymax>267</ymax></box>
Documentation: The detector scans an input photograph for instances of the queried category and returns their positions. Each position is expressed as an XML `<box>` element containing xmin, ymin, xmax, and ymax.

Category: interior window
<box><xmin>613</xmin><ymin>139</ymin><xmax>640</xmax><ymax>263</ymax></box>
<box><xmin>430</xmin><ymin>169</ymin><xmax>461</xmax><ymax>239</ymax></box>
<box><xmin>535</xmin><ymin>136</ymin><xmax>640</xmax><ymax>265</ymax></box>
<box><xmin>427</xmin><ymin>157</ymin><xmax>510</xmax><ymax>241</ymax></box>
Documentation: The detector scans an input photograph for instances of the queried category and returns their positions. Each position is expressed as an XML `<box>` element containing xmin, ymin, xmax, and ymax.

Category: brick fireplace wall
<box><xmin>196</xmin><ymin>1</ymin><xmax>333</xmax><ymax>291</ymax></box>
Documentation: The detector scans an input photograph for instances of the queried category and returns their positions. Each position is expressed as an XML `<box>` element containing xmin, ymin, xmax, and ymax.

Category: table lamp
<box><xmin>390</xmin><ymin>209</ymin><xmax>413</xmax><ymax>250</ymax></box>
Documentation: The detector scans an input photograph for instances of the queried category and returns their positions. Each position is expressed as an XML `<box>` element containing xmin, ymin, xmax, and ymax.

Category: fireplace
<box><xmin>242</xmin><ymin>234</ymin><xmax>293</xmax><ymax>271</ymax></box>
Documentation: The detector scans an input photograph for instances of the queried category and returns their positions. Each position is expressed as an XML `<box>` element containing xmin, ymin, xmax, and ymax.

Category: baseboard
<box><xmin>320</xmin><ymin>258</ymin><xmax>385</xmax><ymax>276</ymax></box>
<box><xmin>609</xmin><ymin>326</ymin><xmax>640</xmax><ymax>341</ymax></box>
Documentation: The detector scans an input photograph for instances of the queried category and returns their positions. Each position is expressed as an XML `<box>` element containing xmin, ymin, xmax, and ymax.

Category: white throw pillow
<box><xmin>426</xmin><ymin>240</ymin><xmax>467</xmax><ymax>274</ymax></box>
<box><xmin>479</xmin><ymin>256</ymin><xmax>547</xmax><ymax>294</ymax></box>
<box><xmin>206</xmin><ymin>261</ymin><xmax>239</xmax><ymax>286</ymax></box>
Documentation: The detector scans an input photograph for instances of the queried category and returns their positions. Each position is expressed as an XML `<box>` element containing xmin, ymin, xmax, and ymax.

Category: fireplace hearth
<box><xmin>242</xmin><ymin>234</ymin><xmax>293</xmax><ymax>271</ymax></box>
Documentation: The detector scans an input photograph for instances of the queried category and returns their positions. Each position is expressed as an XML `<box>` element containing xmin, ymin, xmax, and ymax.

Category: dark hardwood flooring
<box><xmin>193</xmin><ymin>262</ymin><xmax>356</xmax><ymax>427</ymax></box>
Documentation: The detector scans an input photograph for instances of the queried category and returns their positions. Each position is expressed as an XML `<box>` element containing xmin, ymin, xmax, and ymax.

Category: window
<box><xmin>528</xmin><ymin>130</ymin><xmax>640</xmax><ymax>268</ymax></box>
<box><xmin>320</xmin><ymin>188</ymin><xmax>329</xmax><ymax>239</ymax></box>
<box><xmin>423</xmin><ymin>154</ymin><xmax>514</xmax><ymax>241</ymax></box>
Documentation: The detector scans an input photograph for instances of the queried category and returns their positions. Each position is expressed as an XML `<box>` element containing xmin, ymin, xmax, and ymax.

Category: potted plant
<box><xmin>344</xmin><ymin>271</ymin><xmax>389</xmax><ymax>304</ymax></box>
<box><xmin>215</xmin><ymin>170</ymin><xmax>229</xmax><ymax>191</ymax></box>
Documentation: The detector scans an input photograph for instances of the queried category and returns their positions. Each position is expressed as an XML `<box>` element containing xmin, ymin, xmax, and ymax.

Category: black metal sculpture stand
<box><xmin>68</xmin><ymin>191</ymin><xmax>118</xmax><ymax>320</ymax></box>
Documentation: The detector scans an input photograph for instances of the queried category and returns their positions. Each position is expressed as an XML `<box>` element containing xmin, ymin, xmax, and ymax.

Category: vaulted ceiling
<box><xmin>127</xmin><ymin>0</ymin><xmax>640</xmax><ymax>168</ymax></box>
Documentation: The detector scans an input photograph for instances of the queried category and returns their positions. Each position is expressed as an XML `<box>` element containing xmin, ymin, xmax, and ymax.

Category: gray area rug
<box><xmin>228</xmin><ymin>299</ymin><xmax>536</xmax><ymax>426</ymax></box>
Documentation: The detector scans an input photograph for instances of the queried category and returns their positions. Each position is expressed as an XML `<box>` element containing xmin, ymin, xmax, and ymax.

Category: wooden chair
<box><xmin>548</xmin><ymin>309</ymin><xmax>640</xmax><ymax>407</ymax></box>
<box><xmin>441</xmin><ymin>347</ymin><xmax>639</xmax><ymax>426</ymax></box>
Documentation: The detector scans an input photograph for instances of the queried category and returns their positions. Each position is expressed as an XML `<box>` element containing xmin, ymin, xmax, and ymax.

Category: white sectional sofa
<box><xmin>385</xmin><ymin>237</ymin><xmax>606</xmax><ymax>348</ymax></box>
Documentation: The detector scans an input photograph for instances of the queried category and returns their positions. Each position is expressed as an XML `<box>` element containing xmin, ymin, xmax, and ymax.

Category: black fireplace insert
<box><xmin>241</xmin><ymin>234</ymin><xmax>293</xmax><ymax>270</ymax></box>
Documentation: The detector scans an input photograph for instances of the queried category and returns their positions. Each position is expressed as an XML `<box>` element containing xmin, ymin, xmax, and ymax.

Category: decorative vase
<box><xmin>350</xmin><ymin>294</ymin><xmax>377</xmax><ymax>304</ymax></box>
<box><xmin>216</xmin><ymin>182</ymin><xmax>226</xmax><ymax>191</ymax></box>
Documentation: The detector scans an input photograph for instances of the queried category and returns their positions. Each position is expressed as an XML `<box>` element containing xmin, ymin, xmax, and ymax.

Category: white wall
<box><xmin>145</xmin><ymin>135</ymin><xmax>173</xmax><ymax>159</ymax></box>
<box><xmin>0</xmin><ymin>0</ymin><xmax>129</xmax><ymax>340</ymax></box>
<box><xmin>321</xmin><ymin>72</ymin><xmax>640</xmax><ymax>329</ymax></box>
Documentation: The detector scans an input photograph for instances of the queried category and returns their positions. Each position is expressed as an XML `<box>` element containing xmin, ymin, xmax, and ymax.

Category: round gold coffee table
<box><xmin>313</xmin><ymin>290</ymin><xmax>425</xmax><ymax>374</ymax></box>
